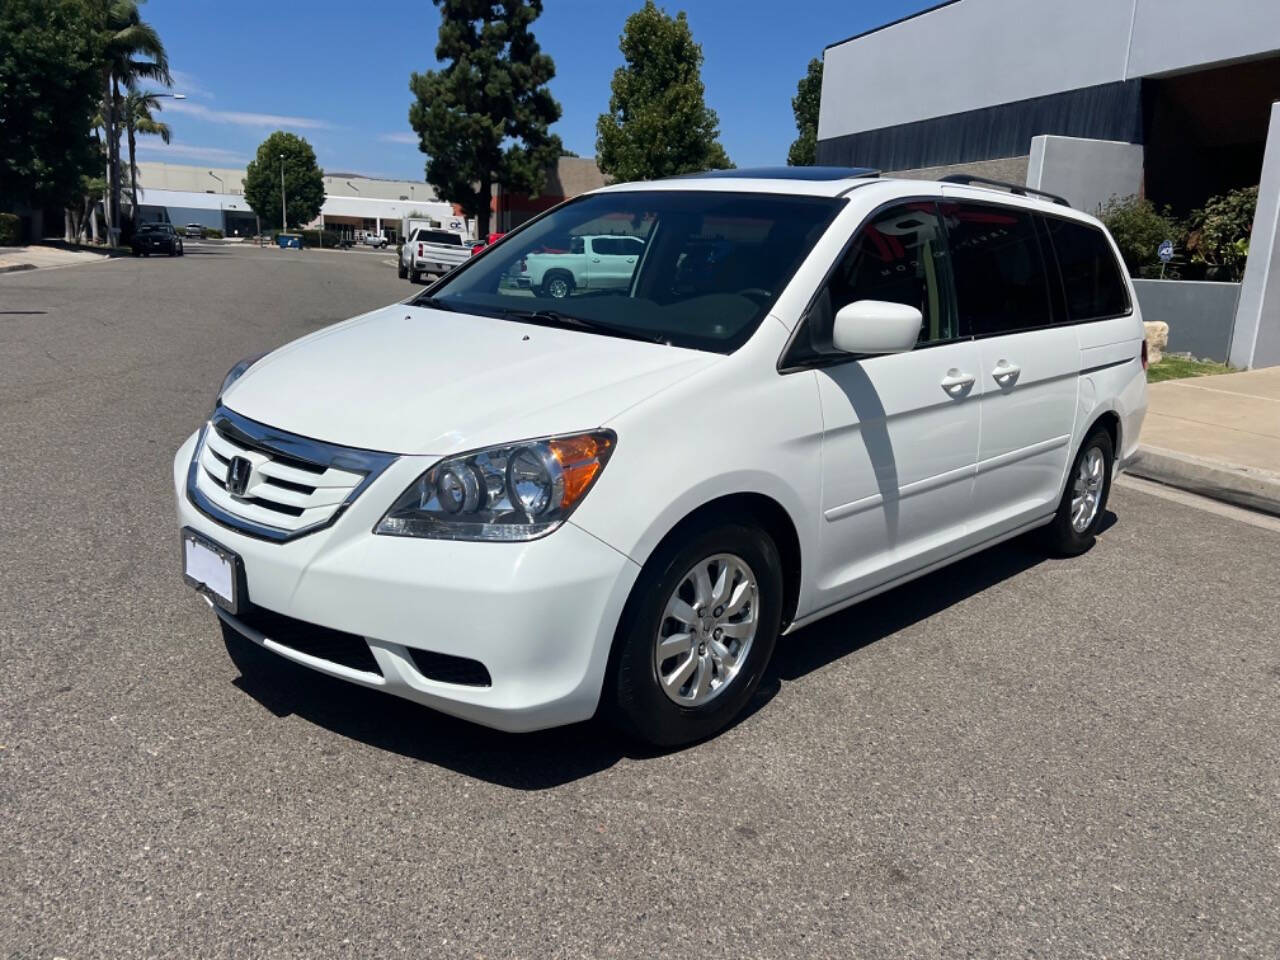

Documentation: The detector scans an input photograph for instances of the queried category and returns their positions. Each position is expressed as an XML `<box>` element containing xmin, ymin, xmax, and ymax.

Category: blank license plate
<box><xmin>182</xmin><ymin>528</ymin><xmax>241</xmax><ymax>613</ymax></box>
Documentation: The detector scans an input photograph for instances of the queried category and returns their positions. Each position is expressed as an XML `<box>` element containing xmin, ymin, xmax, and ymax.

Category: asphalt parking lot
<box><xmin>3</xmin><ymin>244</ymin><xmax>1278</xmax><ymax>958</ymax></box>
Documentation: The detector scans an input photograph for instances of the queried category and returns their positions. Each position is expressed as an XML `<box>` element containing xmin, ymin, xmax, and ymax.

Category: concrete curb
<box><xmin>0</xmin><ymin>262</ymin><xmax>36</xmax><ymax>274</ymax></box>
<box><xmin>1128</xmin><ymin>445</ymin><xmax>1280</xmax><ymax>517</ymax></box>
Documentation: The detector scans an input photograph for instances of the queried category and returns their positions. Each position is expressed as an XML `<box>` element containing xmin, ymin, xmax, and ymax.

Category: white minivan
<box><xmin>174</xmin><ymin>167</ymin><xmax>1147</xmax><ymax>746</ymax></box>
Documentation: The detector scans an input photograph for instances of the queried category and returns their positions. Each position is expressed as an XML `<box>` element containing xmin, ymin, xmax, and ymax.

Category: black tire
<box><xmin>539</xmin><ymin>271</ymin><xmax>574</xmax><ymax>299</ymax></box>
<box><xmin>1043</xmin><ymin>427</ymin><xmax>1114</xmax><ymax>556</ymax></box>
<box><xmin>410</xmin><ymin>268</ymin><xmax>422</xmax><ymax>283</ymax></box>
<box><xmin>398</xmin><ymin>260</ymin><xmax>408</xmax><ymax>279</ymax></box>
<box><xmin>177</xmin><ymin>242</ymin><xmax>184</xmax><ymax>256</ymax></box>
<box><xmin>606</xmin><ymin>519</ymin><xmax>783</xmax><ymax>748</ymax></box>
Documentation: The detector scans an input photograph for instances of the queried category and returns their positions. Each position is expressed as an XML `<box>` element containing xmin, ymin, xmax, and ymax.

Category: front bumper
<box><xmin>173</xmin><ymin>431</ymin><xmax>640</xmax><ymax>732</ymax></box>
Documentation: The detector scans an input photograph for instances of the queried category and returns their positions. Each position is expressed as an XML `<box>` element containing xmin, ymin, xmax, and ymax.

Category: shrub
<box><xmin>0</xmin><ymin>212</ymin><xmax>23</xmax><ymax>245</ymax></box>
<box><xmin>204</xmin><ymin>227</ymin><xmax>224</xmax><ymax>239</ymax></box>
<box><xmin>1186</xmin><ymin>185</ymin><xmax>1257</xmax><ymax>281</ymax></box>
<box><xmin>1099</xmin><ymin>195</ymin><xmax>1183</xmax><ymax>278</ymax></box>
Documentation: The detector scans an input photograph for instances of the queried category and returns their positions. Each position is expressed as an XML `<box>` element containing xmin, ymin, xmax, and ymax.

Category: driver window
<box><xmin>797</xmin><ymin>201</ymin><xmax>957</xmax><ymax>361</ymax></box>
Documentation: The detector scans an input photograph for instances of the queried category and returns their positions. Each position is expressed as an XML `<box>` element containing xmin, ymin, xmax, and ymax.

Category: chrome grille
<box><xmin>187</xmin><ymin>407</ymin><xmax>397</xmax><ymax>542</ymax></box>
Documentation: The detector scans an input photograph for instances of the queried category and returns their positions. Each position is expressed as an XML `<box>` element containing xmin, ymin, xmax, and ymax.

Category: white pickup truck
<box><xmin>399</xmin><ymin>227</ymin><xmax>472</xmax><ymax>283</ymax></box>
<box><xmin>517</xmin><ymin>234</ymin><xmax>645</xmax><ymax>298</ymax></box>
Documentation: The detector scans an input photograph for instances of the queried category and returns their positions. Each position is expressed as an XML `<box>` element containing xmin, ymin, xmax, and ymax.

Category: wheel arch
<box><xmin>626</xmin><ymin>491</ymin><xmax>803</xmax><ymax>632</ymax></box>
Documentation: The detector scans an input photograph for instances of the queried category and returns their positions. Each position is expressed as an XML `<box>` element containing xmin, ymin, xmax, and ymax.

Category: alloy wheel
<box><xmin>654</xmin><ymin>553</ymin><xmax>758</xmax><ymax>707</ymax></box>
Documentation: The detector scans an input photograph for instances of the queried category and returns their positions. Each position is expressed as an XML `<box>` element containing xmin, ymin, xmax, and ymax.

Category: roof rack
<box><xmin>668</xmin><ymin>166</ymin><xmax>880</xmax><ymax>182</ymax></box>
<box><xmin>939</xmin><ymin>174</ymin><xmax>1070</xmax><ymax>207</ymax></box>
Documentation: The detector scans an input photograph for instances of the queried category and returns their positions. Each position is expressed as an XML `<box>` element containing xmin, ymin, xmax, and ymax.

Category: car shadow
<box><xmin>227</xmin><ymin>512</ymin><xmax>1116</xmax><ymax>789</ymax></box>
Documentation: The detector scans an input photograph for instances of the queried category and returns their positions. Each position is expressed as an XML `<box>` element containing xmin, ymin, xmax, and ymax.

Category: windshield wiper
<box><xmin>500</xmin><ymin>308</ymin><xmax>668</xmax><ymax>345</ymax></box>
<box><xmin>412</xmin><ymin>294</ymin><xmax>458</xmax><ymax>312</ymax></box>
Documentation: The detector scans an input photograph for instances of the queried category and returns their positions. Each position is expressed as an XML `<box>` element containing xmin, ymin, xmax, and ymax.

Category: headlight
<box><xmin>216</xmin><ymin>353</ymin><xmax>266</xmax><ymax>405</ymax></box>
<box><xmin>374</xmin><ymin>431</ymin><xmax>615</xmax><ymax>541</ymax></box>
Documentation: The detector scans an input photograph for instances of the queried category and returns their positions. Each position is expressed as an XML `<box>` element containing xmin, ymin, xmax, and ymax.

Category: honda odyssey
<box><xmin>175</xmin><ymin>167</ymin><xmax>1148</xmax><ymax>746</ymax></box>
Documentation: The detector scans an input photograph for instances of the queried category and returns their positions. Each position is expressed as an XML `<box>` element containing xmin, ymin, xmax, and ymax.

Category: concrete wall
<box><xmin>1127</xmin><ymin>0</ymin><xmax>1280</xmax><ymax>79</ymax></box>
<box><xmin>819</xmin><ymin>0</ymin><xmax>1132</xmax><ymax>139</ymax></box>
<box><xmin>820</xmin><ymin>0</ymin><xmax>1280</xmax><ymax>141</ymax></box>
<box><xmin>1230</xmin><ymin>101</ymin><xmax>1280</xmax><ymax>369</ymax></box>
<box><xmin>135</xmin><ymin>162</ymin><xmax>442</xmax><ymax>204</ymax></box>
<box><xmin>1133</xmin><ymin>280</ymin><xmax>1241</xmax><ymax>363</ymax></box>
<box><xmin>1026</xmin><ymin>136</ymin><xmax>1144</xmax><ymax>214</ymax></box>
<box><xmin>885</xmin><ymin>155</ymin><xmax>1029</xmax><ymax>184</ymax></box>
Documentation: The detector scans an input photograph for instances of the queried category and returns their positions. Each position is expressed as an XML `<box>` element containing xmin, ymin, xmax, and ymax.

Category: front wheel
<box><xmin>607</xmin><ymin>520</ymin><xmax>783</xmax><ymax>747</ymax></box>
<box><xmin>1043</xmin><ymin>427</ymin><xmax>1114</xmax><ymax>556</ymax></box>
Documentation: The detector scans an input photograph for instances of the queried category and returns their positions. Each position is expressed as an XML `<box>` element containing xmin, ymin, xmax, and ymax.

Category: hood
<box><xmin>221</xmin><ymin>303</ymin><xmax>718</xmax><ymax>455</ymax></box>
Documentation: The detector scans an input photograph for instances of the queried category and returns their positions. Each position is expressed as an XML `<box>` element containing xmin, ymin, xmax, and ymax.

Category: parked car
<box><xmin>515</xmin><ymin>234</ymin><xmax>645</xmax><ymax>298</ymax></box>
<box><xmin>176</xmin><ymin>168</ymin><xmax>1147</xmax><ymax>746</ymax></box>
<box><xmin>132</xmin><ymin>222</ymin><xmax>183</xmax><ymax>257</ymax></box>
<box><xmin>359</xmin><ymin>232</ymin><xmax>389</xmax><ymax>248</ymax></box>
<box><xmin>398</xmin><ymin>227</ymin><xmax>472</xmax><ymax>282</ymax></box>
<box><xmin>185</xmin><ymin>223</ymin><xmax>205</xmax><ymax>239</ymax></box>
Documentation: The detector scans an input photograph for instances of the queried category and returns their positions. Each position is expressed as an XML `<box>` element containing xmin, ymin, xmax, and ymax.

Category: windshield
<box><xmin>416</xmin><ymin>190</ymin><xmax>844</xmax><ymax>353</ymax></box>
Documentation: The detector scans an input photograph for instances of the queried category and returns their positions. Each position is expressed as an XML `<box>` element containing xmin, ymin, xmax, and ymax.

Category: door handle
<box><xmin>991</xmin><ymin>359</ymin><xmax>1021</xmax><ymax>384</ymax></box>
<box><xmin>591</xmin><ymin>257</ymin><xmax>601</xmax><ymax>263</ymax></box>
<box><xmin>940</xmin><ymin>369</ymin><xmax>976</xmax><ymax>394</ymax></box>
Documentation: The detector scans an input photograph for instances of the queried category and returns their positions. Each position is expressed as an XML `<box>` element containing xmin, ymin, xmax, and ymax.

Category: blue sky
<box><xmin>141</xmin><ymin>0</ymin><xmax>932</xmax><ymax>180</ymax></box>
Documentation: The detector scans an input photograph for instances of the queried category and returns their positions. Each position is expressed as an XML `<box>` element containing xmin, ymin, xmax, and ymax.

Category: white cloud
<box><xmin>379</xmin><ymin>132</ymin><xmax>419</xmax><ymax>145</ymax></box>
<box><xmin>137</xmin><ymin>142</ymin><xmax>249</xmax><ymax>165</ymax></box>
<box><xmin>165</xmin><ymin>100</ymin><xmax>331</xmax><ymax>130</ymax></box>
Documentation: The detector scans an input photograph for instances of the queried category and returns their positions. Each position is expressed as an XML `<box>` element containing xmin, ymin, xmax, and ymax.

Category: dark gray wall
<box><xmin>1133</xmin><ymin>279</ymin><xmax>1241</xmax><ymax>363</ymax></box>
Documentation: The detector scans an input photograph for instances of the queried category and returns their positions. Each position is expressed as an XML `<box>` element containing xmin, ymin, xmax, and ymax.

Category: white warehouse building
<box><xmin>133</xmin><ymin>163</ymin><xmax>458</xmax><ymax>242</ymax></box>
<box><xmin>818</xmin><ymin>0</ymin><xmax>1280</xmax><ymax>369</ymax></box>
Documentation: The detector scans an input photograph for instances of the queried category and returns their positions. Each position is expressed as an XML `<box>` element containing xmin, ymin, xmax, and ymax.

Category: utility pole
<box><xmin>279</xmin><ymin>154</ymin><xmax>287</xmax><ymax>233</ymax></box>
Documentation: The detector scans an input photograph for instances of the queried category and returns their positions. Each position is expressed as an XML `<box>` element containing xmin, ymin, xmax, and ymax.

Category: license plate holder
<box><xmin>181</xmin><ymin>527</ymin><xmax>246</xmax><ymax>615</ymax></box>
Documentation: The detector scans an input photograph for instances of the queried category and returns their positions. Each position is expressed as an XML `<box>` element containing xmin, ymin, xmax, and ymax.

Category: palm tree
<box><xmin>94</xmin><ymin>1</ymin><xmax>170</xmax><ymax>238</ymax></box>
<box><xmin>124</xmin><ymin>90</ymin><xmax>172</xmax><ymax>213</ymax></box>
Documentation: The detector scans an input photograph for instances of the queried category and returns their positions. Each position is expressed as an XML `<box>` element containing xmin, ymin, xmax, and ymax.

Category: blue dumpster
<box><xmin>277</xmin><ymin>233</ymin><xmax>302</xmax><ymax>249</ymax></box>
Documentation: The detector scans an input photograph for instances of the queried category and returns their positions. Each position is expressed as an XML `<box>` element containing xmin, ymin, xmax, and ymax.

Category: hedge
<box><xmin>0</xmin><ymin>212</ymin><xmax>22</xmax><ymax>245</ymax></box>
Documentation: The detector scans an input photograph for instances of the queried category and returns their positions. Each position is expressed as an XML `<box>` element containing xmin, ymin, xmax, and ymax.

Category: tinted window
<box><xmin>791</xmin><ymin>202</ymin><xmax>956</xmax><ymax>362</ymax></box>
<box><xmin>1042</xmin><ymin>216</ymin><xmax>1130</xmax><ymax>321</ymax></box>
<box><xmin>591</xmin><ymin>237</ymin><xmax>641</xmax><ymax>256</ymax></box>
<box><xmin>423</xmin><ymin>190</ymin><xmax>843</xmax><ymax>354</ymax></box>
<box><xmin>941</xmin><ymin>202</ymin><xmax>1053</xmax><ymax>336</ymax></box>
<box><xmin>415</xmin><ymin>230</ymin><xmax>461</xmax><ymax>245</ymax></box>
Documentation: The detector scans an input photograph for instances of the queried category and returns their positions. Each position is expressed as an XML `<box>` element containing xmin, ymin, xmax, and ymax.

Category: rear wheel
<box><xmin>540</xmin><ymin>271</ymin><xmax>574</xmax><ymax>299</ymax></box>
<box><xmin>607</xmin><ymin>520</ymin><xmax>782</xmax><ymax>747</ymax></box>
<box><xmin>398</xmin><ymin>260</ymin><xmax>408</xmax><ymax>279</ymax></box>
<box><xmin>410</xmin><ymin>268</ymin><xmax>422</xmax><ymax>283</ymax></box>
<box><xmin>1043</xmin><ymin>427</ymin><xmax>1114</xmax><ymax>556</ymax></box>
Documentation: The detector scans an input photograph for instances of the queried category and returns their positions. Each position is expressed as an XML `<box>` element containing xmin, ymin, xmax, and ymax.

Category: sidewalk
<box><xmin>1130</xmin><ymin>366</ymin><xmax>1280</xmax><ymax>516</ymax></box>
<box><xmin>0</xmin><ymin>244</ymin><xmax>120</xmax><ymax>273</ymax></box>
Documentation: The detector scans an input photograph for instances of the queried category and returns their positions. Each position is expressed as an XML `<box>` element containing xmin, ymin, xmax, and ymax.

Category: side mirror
<box><xmin>831</xmin><ymin>300</ymin><xmax>922</xmax><ymax>355</ymax></box>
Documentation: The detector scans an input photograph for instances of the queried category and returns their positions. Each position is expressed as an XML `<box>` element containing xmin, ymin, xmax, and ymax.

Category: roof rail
<box><xmin>939</xmin><ymin>174</ymin><xmax>1070</xmax><ymax>207</ymax></box>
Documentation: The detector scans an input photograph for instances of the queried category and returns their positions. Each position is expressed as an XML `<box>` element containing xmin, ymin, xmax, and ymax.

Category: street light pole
<box><xmin>279</xmin><ymin>154</ymin><xmax>287</xmax><ymax>234</ymax></box>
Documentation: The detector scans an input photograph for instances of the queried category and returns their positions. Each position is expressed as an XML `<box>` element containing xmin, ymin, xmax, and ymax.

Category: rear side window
<box><xmin>941</xmin><ymin>202</ymin><xmax>1053</xmax><ymax>336</ymax></box>
<box><xmin>417</xmin><ymin>230</ymin><xmax>461</xmax><ymax>246</ymax></box>
<box><xmin>1042</xmin><ymin>217</ymin><xmax>1130</xmax><ymax>321</ymax></box>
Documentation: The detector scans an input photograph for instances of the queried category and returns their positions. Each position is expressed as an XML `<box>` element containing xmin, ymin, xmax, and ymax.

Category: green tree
<box><xmin>787</xmin><ymin>57</ymin><xmax>823</xmax><ymax>166</ymax></box>
<box><xmin>409</xmin><ymin>0</ymin><xmax>563</xmax><ymax>237</ymax></box>
<box><xmin>1186</xmin><ymin>185</ymin><xmax>1258</xmax><ymax>280</ymax></box>
<box><xmin>595</xmin><ymin>1</ymin><xmax>731</xmax><ymax>182</ymax></box>
<box><xmin>243</xmin><ymin>132</ymin><xmax>326</xmax><ymax>230</ymax></box>
<box><xmin>123</xmin><ymin>90</ymin><xmax>171</xmax><ymax>212</ymax></box>
<box><xmin>1099</xmin><ymin>195</ymin><xmax>1184</xmax><ymax>278</ymax></box>
<box><xmin>93</xmin><ymin>0</ymin><xmax>170</xmax><ymax>236</ymax></box>
<box><xmin>0</xmin><ymin>0</ymin><xmax>104</xmax><ymax>214</ymax></box>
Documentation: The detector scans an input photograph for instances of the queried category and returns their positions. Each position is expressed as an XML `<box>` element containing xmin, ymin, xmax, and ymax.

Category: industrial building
<box><xmin>818</xmin><ymin>0</ymin><xmax>1280</xmax><ymax>367</ymax></box>
<box><xmin>131</xmin><ymin>156</ymin><xmax>608</xmax><ymax>241</ymax></box>
<box><xmin>133</xmin><ymin>163</ymin><xmax>456</xmax><ymax>241</ymax></box>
